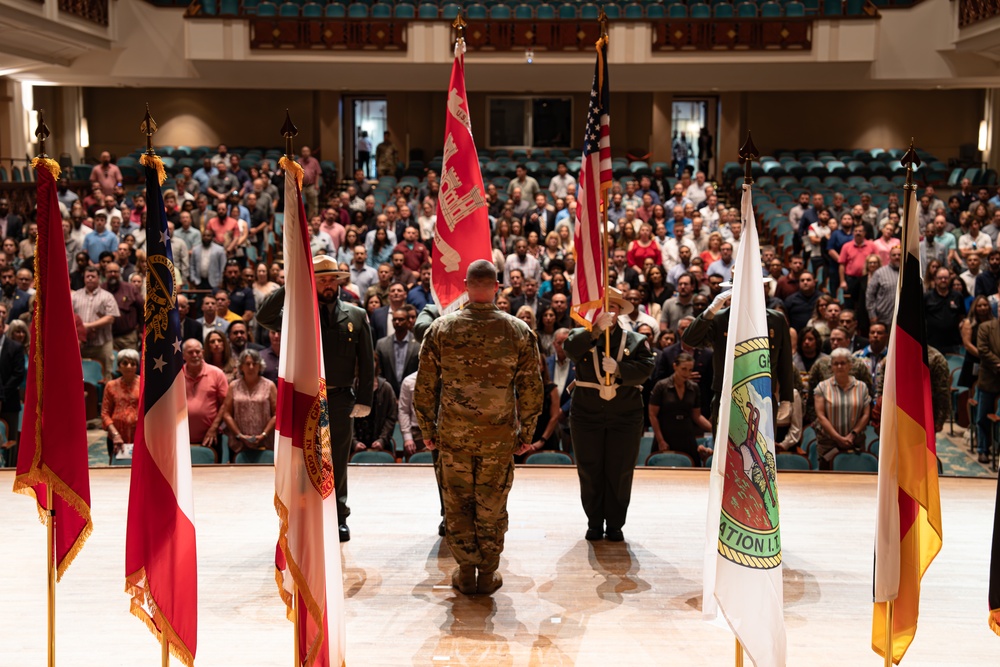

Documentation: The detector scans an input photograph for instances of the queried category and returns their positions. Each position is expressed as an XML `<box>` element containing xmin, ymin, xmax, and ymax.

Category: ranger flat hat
<box><xmin>605</xmin><ymin>286</ymin><xmax>634</xmax><ymax>316</ymax></box>
<box><xmin>312</xmin><ymin>255</ymin><xmax>349</xmax><ymax>278</ymax></box>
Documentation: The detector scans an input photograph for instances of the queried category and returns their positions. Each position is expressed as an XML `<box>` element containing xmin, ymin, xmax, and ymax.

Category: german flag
<box><xmin>872</xmin><ymin>148</ymin><xmax>943</xmax><ymax>664</ymax></box>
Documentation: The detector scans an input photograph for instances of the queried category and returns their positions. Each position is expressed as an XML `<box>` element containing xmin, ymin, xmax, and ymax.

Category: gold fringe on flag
<box><xmin>139</xmin><ymin>153</ymin><xmax>167</xmax><ymax>186</ymax></box>
<box><xmin>280</xmin><ymin>156</ymin><xmax>303</xmax><ymax>190</ymax></box>
<box><xmin>990</xmin><ymin>609</ymin><xmax>1000</xmax><ymax>636</ymax></box>
<box><xmin>30</xmin><ymin>157</ymin><xmax>60</xmax><ymax>181</ymax></box>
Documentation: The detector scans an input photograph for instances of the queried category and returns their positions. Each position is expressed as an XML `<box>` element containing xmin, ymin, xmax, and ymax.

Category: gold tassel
<box><xmin>990</xmin><ymin>609</ymin><xmax>1000</xmax><ymax>636</ymax></box>
<box><xmin>139</xmin><ymin>153</ymin><xmax>167</xmax><ymax>186</ymax></box>
<box><xmin>30</xmin><ymin>157</ymin><xmax>60</xmax><ymax>180</ymax></box>
<box><xmin>280</xmin><ymin>156</ymin><xmax>304</xmax><ymax>190</ymax></box>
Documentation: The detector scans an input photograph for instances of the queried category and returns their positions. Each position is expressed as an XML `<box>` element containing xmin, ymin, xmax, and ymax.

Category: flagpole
<box><xmin>46</xmin><ymin>484</ymin><xmax>56</xmax><ymax>667</ymax></box>
<box><xmin>293</xmin><ymin>587</ymin><xmax>300</xmax><ymax>666</ymax></box>
<box><xmin>161</xmin><ymin>633</ymin><xmax>169</xmax><ymax>667</ymax></box>
<box><xmin>34</xmin><ymin>110</ymin><xmax>58</xmax><ymax>667</ymax></box>
<box><xmin>597</xmin><ymin>10</ymin><xmax>612</xmax><ymax>385</ymax></box>
<box><xmin>733</xmin><ymin>132</ymin><xmax>757</xmax><ymax>667</ymax></box>
<box><xmin>884</xmin><ymin>600</ymin><xmax>896</xmax><ymax>666</ymax></box>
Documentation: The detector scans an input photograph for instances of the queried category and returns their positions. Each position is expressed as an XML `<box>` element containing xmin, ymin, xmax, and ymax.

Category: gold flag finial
<box><xmin>453</xmin><ymin>12</ymin><xmax>466</xmax><ymax>42</ymax></box>
<box><xmin>34</xmin><ymin>109</ymin><xmax>50</xmax><ymax>158</ymax></box>
<box><xmin>900</xmin><ymin>138</ymin><xmax>921</xmax><ymax>190</ymax></box>
<box><xmin>281</xmin><ymin>109</ymin><xmax>298</xmax><ymax>158</ymax></box>
<box><xmin>739</xmin><ymin>131</ymin><xmax>759</xmax><ymax>185</ymax></box>
<box><xmin>140</xmin><ymin>104</ymin><xmax>158</xmax><ymax>155</ymax></box>
<box><xmin>599</xmin><ymin>8</ymin><xmax>609</xmax><ymax>41</ymax></box>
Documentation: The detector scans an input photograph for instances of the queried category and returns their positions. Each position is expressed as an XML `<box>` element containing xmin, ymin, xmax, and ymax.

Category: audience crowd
<box><xmin>0</xmin><ymin>145</ymin><xmax>988</xmax><ymax>469</ymax></box>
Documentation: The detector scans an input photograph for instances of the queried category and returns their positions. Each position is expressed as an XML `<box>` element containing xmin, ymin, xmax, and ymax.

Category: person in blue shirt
<box><xmin>407</xmin><ymin>262</ymin><xmax>435</xmax><ymax>311</ymax></box>
<box><xmin>82</xmin><ymin>212</ymin><xmax>120</xmax><ymax>263</ymax></box>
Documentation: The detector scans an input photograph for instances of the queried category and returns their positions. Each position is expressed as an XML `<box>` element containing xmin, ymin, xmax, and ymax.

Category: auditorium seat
<box><xmin>580</xmin><ymin>2</ymin><xmax>600</xmax><ymax>19</ymax></box>
<box><xmin>736</xmin><ymin>1</ymin><xmax>757</xmax><ymax>16</ymax></box>
<box><xmin>347</xmin><ymin>2</ymin><xmax>369</xmax><ymax>17</ymax></box>
<box><xmin>191</xmin><ymin>445</ymin><xmax>218</xmax><ymax>464</ymax></box>
<box><xmin>418</xmin><ymin>2</ymin><xmax>439</xmax><ymax>18</ymax></box>
<box><xmin>370</xmin><ymin>2</ymin><xmax>391</xmax><ymax>17</ymax></box>
<box><xmin>557</xmin><ymin>2</ymin><xmax>577</xmax><ymax>18</ymax></box>
<box><xmin>513</xmin><ymin>3</ymin><xmax>532</xmax><ymax>18</ymax></box>
<box><xmin>278</xmin><ymin>2</ymin><xmax>299</xmax><ymax>15</ymax></box>
<box><xmin>623</xmin><ymin>2</ymin><xmax>643</xmax><ymax>18</ymax></box>
<box><xmin>689</xmin><ymin>2</ymin><xmax>709</xmax><ymax>17</ymax></box>
<box><xmin>466</xmin><ymin>2</ymin><xmax>487</xmax><ymax>18</ymax></box>
<box><xmin>760</xmin><ymin>1</ymin><xmax>781</xmax><ymax>16</ymax></box>
<box><xmin>832</xmin><ymin>452</ymin><xmax>878</xmax><ymax>473</ymax></box>
<box><xmin>407</xmin><ymin>451</ymin><xmax>434</xmax><ymax>463</ymax></box>
<box><xmin>776</xmin><ymin>452</ymin><xmax>811</xmax><ymax>471</ymax></box>
<box><xmin>668</xmin><ymin>3</ymin><xmax>687</xmax><ymax>17</ymax></box>
<box><xmin>714</xmin><ymin>3</ymin><xmax>735</xmax><ymax>17</ymax></box>
<box><xmin>536</xmin><ymin>2</ymin><xmax>556</xmax><ymax>18</ymax></box>
<box><xmin>646</xmin><ymin>452</ymin><xmax>694</xmax><ymax>467</ymax></box>
<box><xmin>235</xmin><ymin>449</ymin><xmax>275</xmax><ymax>464</ymax></box>
<box><xmin>351</xmin><ymin>450</ymin><xmax>396</xmax><ymax>463</ymax></box>
<box><xmin>603</xmin><ymin>3</ymin><xmax>621</xmax><ymax>18</ymax></box>
<box><xmin>394</xmin><ymin>3</ymin><xmax>415</xmax><ymax>17</ymax></box>
<box><xmin>646</xmin><ymin>3</ymin><xmax>665</xmax><ymax>17</ymax></box>
<box><xmin>489</xmin><ymin>4</ymin><xmax>511</xmax><ymax>18</ymax></box>
<box><xmin>524</xmin><ymin>451</ymin><xmax>574</xmax><ymax>465</ymax></box>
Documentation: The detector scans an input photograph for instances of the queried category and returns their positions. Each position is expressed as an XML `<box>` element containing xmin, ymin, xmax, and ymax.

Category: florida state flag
<box><xmin>275</xmin><ymin>155</ymin><xmax>346</xmax><ymax>666</ymax></box>
<box><xmin>431</xmin><ymin>38</ymin><xmax>492</xmax><ymax>314</ymax></box>
<box><xmin>13</xmin><ymin>157</ymin><xmax>92</xmax><ymax>580</ymax></box>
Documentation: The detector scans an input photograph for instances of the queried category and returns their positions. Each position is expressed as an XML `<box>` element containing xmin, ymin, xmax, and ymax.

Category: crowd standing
<box><xmin>0</xmin><ymin>146</ymin><xmax>980</xmax><ymax>550</ymax></box>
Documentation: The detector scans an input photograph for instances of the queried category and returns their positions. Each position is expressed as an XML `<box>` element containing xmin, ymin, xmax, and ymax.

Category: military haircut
<box><xmin>466</xmin><ymin>259</ymin><xmax>498</xmax><ymax>285</ymax></box>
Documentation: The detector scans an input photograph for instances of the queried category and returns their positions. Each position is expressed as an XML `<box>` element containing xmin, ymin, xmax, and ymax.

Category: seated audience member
<box><xmin>375</xmin><ymin>307</ymin><xmax>420</xmax><ymax>397</ymax></box>
<box><xmin>222</xmin><ymin>349</ymin><xmax>277</xmax><ymax>462</ymax></box>
<box><xmin>649</xmin><ymin>353</ymin><xmax>713</xmax><ymax>466</ymax></box>
<box><xmin>814</xmin><ymin>348</ymin><xmax>871</xmax><ymax>470</ymax></box>
<box><xmin>182</xmin><ymin>338</ymin><xmax>229</xmax><ymax>460</ymax></box>
<box><xmin>352</xmin><ymin>357</ymin><xmax>398</xmax><ymax>455</ymax></box>
<box><xmin>101</xmin><ymin>348</ymin><xmax>140</xmax><ymax>464</ymax></box>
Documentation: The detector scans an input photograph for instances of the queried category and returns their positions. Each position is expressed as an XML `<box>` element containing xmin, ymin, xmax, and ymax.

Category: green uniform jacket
<box><xmin>682</xmin><ymin>307</ymin><xmax>794</xmax><ymax>404</ymax></box>
<box><xmin>564</xmin><ymin>325</ymin><xmax>655</xmax><ymax>416</ymax></box>
<box><xmin>414</xmin><ymin>302</ymin><xmax>543</xmax><ymax>452</ymax></box>
<box><xmin>255</xmin><ymin>286</ymin><xmax>375</xmax><ymax>408</ymax></box>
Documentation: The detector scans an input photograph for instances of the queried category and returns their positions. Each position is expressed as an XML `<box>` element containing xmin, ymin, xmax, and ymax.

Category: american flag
<box><xmin>125</xmin><ymin>154</ymin><xmax>197</xmax><ymax>666</ymax></box>
<box><xmin>572</xmin><ymin>36</ymin><xmax>612</xmax><ymax>328</ymax></box>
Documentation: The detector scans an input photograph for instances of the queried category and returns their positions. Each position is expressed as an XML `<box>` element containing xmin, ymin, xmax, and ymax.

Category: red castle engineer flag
<box><xmin>431</xmin><ymin>39</ymin><xmax>492</xmax><ymax>314</ymax></box>
<box><xmin>13</xmin><ymin>157</ymin><xmax>92</xmax><ymax>581</ymax></box>
<box><xmin>274</xmin><ymin>155</ymin><xmax>346</xmax><ymax>667</ymax></box>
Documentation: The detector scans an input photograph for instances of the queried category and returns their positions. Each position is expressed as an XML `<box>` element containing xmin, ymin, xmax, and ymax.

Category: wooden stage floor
<box><xmin>2</xmin><ymin>466</ymin><xmax>997</xmax><ymax>666</ymax></box>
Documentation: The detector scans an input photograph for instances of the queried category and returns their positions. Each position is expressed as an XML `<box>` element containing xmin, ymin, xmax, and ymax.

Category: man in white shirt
<box><xmin>684</xmin><ymin>216</ymin><xmax>709</xmax><ymax>253</ymax></box>
<box><xmin>960</xmin><ymin>253</ymin><xmax>982</xmax><ymax>294</ymax></box>
<box><xmin>958</xmin><ymin>218</ymin><xmax>993</xmax><ymax>269</ymax></box>
<box><xmin>685</xmin><ymin>171</ymin><xmax>708</xmax><ymax>209</ymax></box>
<box><xmin>806</xmin><ymin>209</ymin><xmax>834</xmax><ymax>275</ymax></box>
<box><xmin>504</xmin><ymin>237</ymin><xmax>542</xmax><ymax>285</ymax></box>
<box><xmin>661</xmin><ymin>220</ymin><xmax>695</xmax><ymax>273</ymax></box>
<box><xmin>698</xmin><ymin>194</ymin><xmax>721</xmax><ymax>231</ymax></box>
<box><xmin>548</xmin><ymin>162</ymin><xmax>577</xmax><ymax>200</ymax></box>
<box><xmin>622</xmin><ymin>180</ymin><xmax>642</xmax><ymax>211</ymax></box>
<box><xmin>619</xmin><ymin>289</ymin><xmax>659</xmax><ymax>332</ymax></box>
<box><xmin>350</xmin><ymin>246</ymin><xmax>379</xmax><ymax>296</ymax></box>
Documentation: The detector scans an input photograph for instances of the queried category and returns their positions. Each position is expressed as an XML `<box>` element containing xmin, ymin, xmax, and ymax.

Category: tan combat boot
<box><xmin>451</xmin><ymin>565</ymin><xmax>477</xmax><ymax>594</ymax></box>
<box><xmin>476</xmin><ymin>569</ymin><xmax>503</xmax><ymax>595</ymax></box>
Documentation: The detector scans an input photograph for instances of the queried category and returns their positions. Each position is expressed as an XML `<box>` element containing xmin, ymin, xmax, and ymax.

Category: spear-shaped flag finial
<box><xmin>281</xmin><ymin>109</ymin><xmax>298</xmax><ymax>158</ymax></box>
<box><xmin>739</xmin><ymin>131</ymin><xmax>759</xmax><ymax>185</ymax></box>
<box><xmin>34</xmin><ymin>109</ymin><xmax>50</xmax><ymax>158</ymax></box>
<box><xmin>900</xmin><ymin>138</ymin><xmax>921</xmax><ymax>189</ymax></box>
<box><xmin>453</xmin><ymin>12</ymin><xmax>466</xmax><ymax>41</ymax></box>
<box><xmin>140</xmin><ymin>104</ymin><xmax>158</xmax><ymax>155</ymax></box>
<box><xmin>599</xmin><ymin>8</ymin><xmax>609</xmax><ymax>41</ymax></box>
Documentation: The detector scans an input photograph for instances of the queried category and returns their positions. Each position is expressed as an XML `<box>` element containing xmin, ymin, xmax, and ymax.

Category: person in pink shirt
<box><xmin>89</xmin><ymin>151</ymin><xmax>123</xmax><ymax>194</ymax></box>
<box><xmin>299</xmin><ymin>146</ymin><xmax>322</xmax><ymax>220</ymax></box>
<box><xmin>872</xmin><ymin>221</ymin><xmax>900</xmax><ymax>267</ymax></box>
<box><xmin>839</xmin><ymin>224</ymin><xmax>876</xmax><ymax>310</ymax></box>
<box><xmin>182</xmin><ymin>338</ymin><xmax>229</xmax><ymax>460</ymax></box>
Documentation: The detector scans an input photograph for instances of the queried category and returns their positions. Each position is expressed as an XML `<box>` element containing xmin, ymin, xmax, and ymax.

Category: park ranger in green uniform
<box><xmin>256</xmin><ymin>255</ymin><xmax>374</xmax><ymax>543</ymax></box>
<box><xmin>564</xmin><ymin>286</ymin><xmax>655</xmax><ymax>543</ymax></box>
<box><xmin>414</xmin><ymin>260</ymin><xmax>543</xmax><ymax>596</ymax></box>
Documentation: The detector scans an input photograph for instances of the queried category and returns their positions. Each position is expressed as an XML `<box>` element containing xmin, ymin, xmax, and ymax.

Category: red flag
<box><xmin>872</xmin><ymin>173</ymin><xmax>942</xmax><ymax>663</ymax></box>
<box><xmin>274</xmin><ymin>156</ymin><xmax>345</xmax><ymax>666</ymax></box>
<box><xmin>125</xmin><ymin>154</ymin><xmax>197</xmax><ymax>666</ymax></box>
<box><xmin>572</xmin><ymin>36</ymin><xmax>612</xmax><ymax>328</ymax></box>
<box><xmin>13</xmin><ymin>158</ymin><xmax>92</xmax><ymax>579</ymax></box>
<box><xmin>431</xmin><ymin>40</ymin><xmax>492</xmax><ymax>314</ymax></box>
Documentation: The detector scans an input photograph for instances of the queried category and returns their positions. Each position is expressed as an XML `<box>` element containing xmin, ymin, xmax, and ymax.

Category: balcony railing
<box><xmin>249</xmin><ymin>18</ymin><xmax>407</xmax><ymax>49</ymax></box>
<box><xmin>651</xmin><ymin>18</ymin><xmax>812</xmax><ymax>50</ymax></box>
<box><xmin>959</xmin><ymin>0</ymin><xmax>1000</xmax><ymax>26</ymax></box>
<box><xmin>59</xmin><ymin>0</ymin><xmax>109</xmax><ymax>26</ymax></box>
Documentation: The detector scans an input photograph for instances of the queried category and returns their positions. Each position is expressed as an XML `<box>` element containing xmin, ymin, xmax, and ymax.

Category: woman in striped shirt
<box><xmin>814</xmin><ymin>347</ymin><xmax>871</xmax><ymax>470</ymax></box>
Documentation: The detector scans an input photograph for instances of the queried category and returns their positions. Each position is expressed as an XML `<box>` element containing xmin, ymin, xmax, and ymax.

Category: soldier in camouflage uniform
<box><xmin>564</xmin><ymin>287</ymin><xmax>655</xmax><ymax>542</ymax></box>
<box><xmin>414</xmin><ymin>260</ymin><xmax>543</xmax><ymax>595</ymax></box>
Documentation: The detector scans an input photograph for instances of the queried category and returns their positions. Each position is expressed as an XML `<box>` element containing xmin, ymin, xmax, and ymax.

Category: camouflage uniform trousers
<box><xmin>435</xmin><ymin>446</ymin><xmax>515</xmax><ymax>572</ymax></box>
